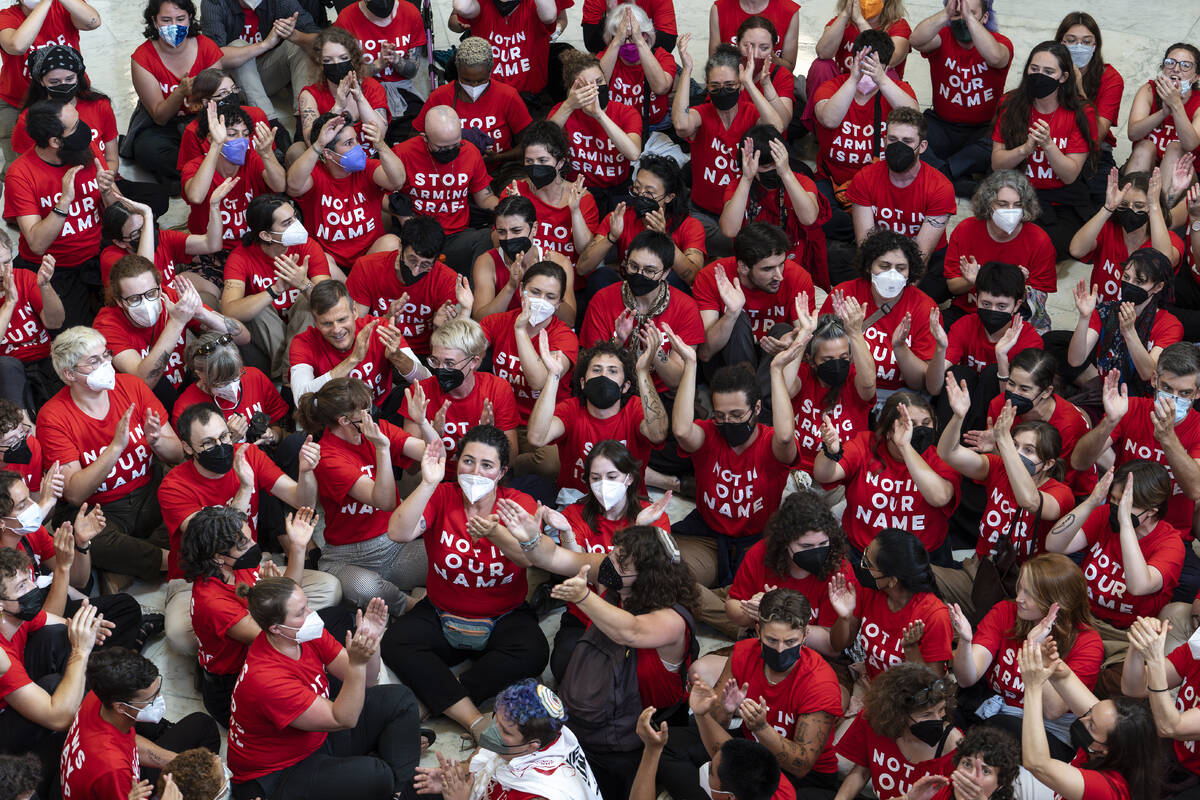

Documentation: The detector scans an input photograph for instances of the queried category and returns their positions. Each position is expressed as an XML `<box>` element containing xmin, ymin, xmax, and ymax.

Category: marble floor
<box><xmin>60</xmin><ymin>0</ymin><xmax>1200</xmax><ymax>773</ymax></box>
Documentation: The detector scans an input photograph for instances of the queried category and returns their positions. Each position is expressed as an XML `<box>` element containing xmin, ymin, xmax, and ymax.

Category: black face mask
<box><xmin>230</xmin><ymin>543</ymin><xmax>261</xmax><ymax>571</ymax></box>
<box><xmin>815</xmin><ymin>358</ymin><xmax>850</xmax><ymax>387</ymax></box>
<box><xmin>11</xmin><ymin>585</ymin><xmax>47</xmax><ymax>621</ymax></box>
<box><xmin>58</xmin><ymin>122</ymin><xmax>93</xmax><ymax>165</ymax></box>
<box><xmin>710</xmin><ymin>87</ymin><xmax>740</xmax><ymax>111</ymax></box>
<box><xmin>791</xmin><ymin>544</ymin><xmax>829</xmax><ymax>575</ymax></box>
<box><xmin>1112</xmin><ymin>207</ymin><xmax>1149</xmax><ymax>232</ymax></box>
<box><xmin>1004</xmin><ymin>390</ymin><xmax>1035</xmax><ymax>416</ymax></box>
<box><xmin>493</xmin><ymin>0</ymin><xmax>520</xmax><ymax>15</ymax></box>
<box><xmin>433</xmin><ymin>367</ymin><xmax>466</xmax><ymax>392</ymax></box>
<box><xmin>1120</xmin><ymin>281</ymin><xmax>1150</xmax><ymax>306</ymax></box>
<box><xmin>1026</xmin><ymin>72</ymin><xmax>1061</xmax><ymax>99</ymax></box>
<box><xmin>760</xmin><ymin>642</ymin><xmax>802</xmax><ymax>672</ymax></box>
<box><xmin>596</xmin><ymin>85</ymin><xmax>610</xmax><ymax>109</ymax></box>
<box><xmin>3</xmin><ymin>436</ymin><xmax>33</xmax><ymax>465</ymax></box>
<box><xmin>910</xmin><ymin>425</ymin><xmax>936</xmax><ymax>453</ymax></box>
<box><xmin>398</xmin><ymin>259</ymin><xmax>427</xmax><ymax>286</ymax></box>
<box><xmin>430</xmin><ymin>144</ymin><xmax>460</xmax><ymax>164</ymax></box>
<box><xmin>582</xmin><ymin>375</ymin><xmax>622</xmax><ymax>408</ymax></box>
<box><xmin>323</xmin><ymin>60</ymin><xmax>354</xmax><ymax>84</ymax></box>
<box><xmin>716</xmin><ymin>418</ymin><xmax>756</xmax><ymax>448</ymax></box>
<box><xmin>909</xmin><ymin>718</ymin><xmax>948</xmax><ymax>748</ymax></box>
<box><xmin>976</xmin><ymin>307</ymin><xmax>1013</xmax><ymax>335</ymax></box>
<box><xmin>129</xmin><ymin>225</ymin><xmax>159</xmax><ymax>254</ymax></box>
<box><xmin>1109</xmin><ymin>504</ymin><xmax>1142</xmax><ymax>533</ymax></box>
<box><xmin>365</xmin><ymin>0</ymin><xmax>395</xmax><ymax>16</ymax></box>
<box><xmin>499</xmin><ymin>236</ymin><xmax>532</xmax><ymax>260</ymax></box>
<box><xmin>948</xmin><ymin>17</ymin><xmax>972</xmax><ymax>43</ymax></box>
<box><xmin>196</xmin><ymin>442</ymin><xmax>235</xmax><ymax>475</ymax></box>
<box><xmin>597</xmin><ymin>556</ymin><xmax>627</xmax><ymax>593</ymax></box>
<box><xmin>526</xmin><ymin>163</ymin><xmax>558</xmax><ymax>188</ymax></box>
<box><xmin>883</xmin><ymin>140</ymin><xmax>917</xmax><ymax>172</ymax></box>
<box><xmin>627</xmin><ymin>194</ymin><xmax>659</xmax><ymax>219</ymax></box>
<box><xmin>45</xmin><ymin>81</ymin><xmax>79</xmax><ymax>101</ymax></box>
<box><xmin>1069</xmin><ymin>717</ymin><xmax>1094</xmax><ymax>754</ymax></box>
<box><xmin>756</xmin><ymin>169</ymin><xmax>782</xmax><ymax>190</ymax></box>
<box><xmin>852</xmin><ymin>562</ymin><xmax>880</xmax><ymax>591</ymax></box>
<box><xmin>625</xmin><ymin>272</ymin><xmax>661</xmax><ymax>297</ymax></box>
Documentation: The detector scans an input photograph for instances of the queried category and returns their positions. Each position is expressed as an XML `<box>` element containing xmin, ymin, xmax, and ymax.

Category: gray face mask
<box><xmin>477</xmin><ymin>719</ymin><xmax>532</xmax><ymax>755</ymax></box>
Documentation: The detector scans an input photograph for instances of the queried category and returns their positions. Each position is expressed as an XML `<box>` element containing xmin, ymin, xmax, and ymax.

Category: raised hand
<box><xmin>59</xmin><ymin>165</ymin><xmax>83</xmax><ymax>209</ymax></box>
<box><xmin>496</xmin><ymin>497</ymin><xmax>539</xmax><ymax>541</ymax></box>
<box><xmin>676</xmin><ymin>32</ymin><xmax>693</xmax><ymax>73</ymax></box>
<box><xmin>739</xmin><ymin>136</ymin><xmax>761</xmax><ymax>179</ymax></box>
<box><xmin>661</xmin><ymin>323</ymin><xmax>696</xmax><ymax>364</ymax></box>
<box><xmin>273</xmin><ymin>253</ymin><xmax>311</xmax><ymax>288</ymax></box>
<box><xmin>206</xmin><ymin>101</ymin><xmax>229</xmax><ymax>145</ymax></box>
<box><xmin>431</xmin><ymin>399</ymin><xmax>451</xmax><ymax>437</ymax></box>
<box><xmin>993</xmin><ymin>315</ymin><xmax>1023</xmax><ymax>361</ymax></box>
<box><xmin>949</xmin><ymin>602</ymin><xmax>973</xmax><ymax>643</ymax></box>
<box><xmin>993</xmin><ymin>400</ymin><xmax>1016</xmax><ymax>444</ymax></box>
<box><xmin>613</xmin><ymin>307</ymin><xmax>636</xmax><ymax>344</ymax></box>
<box><xmin>1016</xmin><ymin>638</ymin><xmax>1058</xmax><ymax>688</ymax></box>
<box><xmin>891</xmin><ymin>311</ymin><xmax>912</xmax><ymax>349</ymax></box>
<box><xmin>1100</xmin><ymin>368</ymin><xmax>1129</xmax><ymax>421</ymax></box>
<box><xmin>144</xmin><ymin>407</ymin><xmax>164</xmax><ymax>447</ymax></box>
<box><xmin>285</xmin><ymin>506</ymin><xmax>318</xmax><ymax>551</ymax></box>
<box><xmin>356</xmin><ymin>596</ymin><xmax>389</xmax><ymax>640</ymax></box>
<box><xmin>252</xmin><ymin>120</ymin><xmax>274</xmax><ymax>156</ymax></box>
<box><xmin>420</xmin><ymin>437</ymin><xmax>446</xmax><ymax>484</ymax></box>
<box><xmin>1087</xmin><ymin>466</ymin><xmax>1115</xmax><ymax>507</ymax></box>
<box><xmin>454</xmin><ymin>274</ymin><xmax>473</xmax><ymax>311</ymax></box>
<box><xmin>350</xmin><ymin>318</ymin><xmax>379</xmax><ymax>364</ymax></box>
<box><xmin>688</xmin><ymin>676</ymin><xmax>718</xmax><ymax>716</ymax></box>
<box><xmin>891</xmin><ymin>402</ymin><xmax>914</xmax><ymax>450</ymax></box>
<box><xmin>827</xmin><ymin>572</ymin><xmax>856</xmax><ymax>617</ymax></box>
<box><xmin>836</xmin><ymin>292</ymin><xmax>866</xmax><ymax>337</ymax></box>
<box><xmin>929</xmin><ymin>307</ymin><xmax>948</xmax><ymax>349</ymax></box>
<box><xmin>1028</xmin><ymin>601</ymin><xmax>1060</xmax><ymax>645</ymax></box>
<box><xmin>908</xmin><ymin>775</ymin><xmax>951</xmax><ymax>800</ymax></box>
<box><xmin>721</xmin><ymin>678</ymin><xmax>749</xmax><ymax>714</ymax></box>
<box><xmin>549</xmin><ymin>564</ymin><xmax>591</xmax><ymax>603</ymax></box>
<box><xmin>635</xmin><ymin>491</ymin><xmax>671</xmax><ymax>526</ymax></box>
<box><xmin>945</xmin><ymin>376</ymin><xmax>971</xmax><ymax>419</ymax></box>
<box><xmin>298</xmin><ymin>434</ymin><xmax>320</xmax><ymax>472</ymax></box>
<box><xmin>607</xmin><ymin>201</ymin><xmax>627</xmax><ymax>241</ymax></box>
<box><xmin>466</xmin><ymin>513</ymin><xmax>499</xmax><ymax>541</ymax></box>
<box><xmin>36</xmin><ymin>253</ymin><xmax>55</xmax><ymax>287</ymax></box>
<box><xmin>169</xmin><ymin>276</ymin><xmax>203</xmax><ymax>322</ymax></box>
<box><xmin>68</xmin><ymin>599</ymin><xmax>103</xmax><ymax>657</ymax></box>
<box><xmin>361</xmin><ymin>120</ymin><xmax>386</xmax><ymax>151</ymax></box>
<box><xmin>110</xmin><ymin>405</ymin><xmax>134</xmax><ymax>452</ymax></box>
<box><xmin>1072</xmin><ymin>278</ymin><xmax>1098</xmax><ymax>318</ymax></box>
<box><xmin>739</xmin><ymin>697</ymin><xmax>770</xmax><ymax>731</ymax></box>
<box><xmin>345</xmin><ymin>619</ymin><xmax>381</xmax><ymax>665</ymax></box>
<box><xmin>53</xmin><ymin>521</ymin><xmax>76</xmax><ymax>570</ymax></box>
<box><xmin>794</xmin><ymin>292</ymin><xmax>817</xmax><ymax>337</ymax></box>
<box><xmin>636</xmin><ymin>706</ymin><xmax>670</xmax><ymax>748</ymax></box>
<box><xmin>900</xmin><ymin>619</ymin><xmax>925</xmax><ymax>647</ymax></box>
<box><xmin>42</xmin><ymin>460</ymin><xmax>64</xmax><ymax>501</ymax></box>
<box><xmin>819</xmin><ymin>413</ymin><xmax>841</xmax><ymax>454</ymax></box>
<box><xmin>636</xmin><ymin>321</ymin><xmax>665</xmax><ymax>366</ymax></box>
<box><xmin>480</xmin><ymin>397</ymin><xmax>494</xmax><ymax>427</ymax></box>
<box><xmin>959</xmin><ymin>256</ymin><xmax>980</xmax><ymax>285</ymax></box>
<box><xmin>404</xmin><ymin>381</ymin><xmax>429</xmax><ymax>422</ymax></box>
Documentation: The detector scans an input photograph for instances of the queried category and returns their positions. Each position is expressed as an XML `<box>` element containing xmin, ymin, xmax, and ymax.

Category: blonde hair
<box><xmin>430</xmin><ymin>318</ymin><xmax>487</xmax><ymax>359</ymax></box>
<box><xmin>51</xmin><ymin>326</ymin><xmax>107</xmax><ymax>380</ymax></box>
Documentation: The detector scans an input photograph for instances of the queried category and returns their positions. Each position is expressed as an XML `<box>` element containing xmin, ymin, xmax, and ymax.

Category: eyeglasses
<box><xmin>120</xmin><ymin>286</ymin><xmax>161</xmax><ymax>307</ymax></box>
<box><xmin>75</xmin><ymin>350</ymin><xmax>113</xmax><ymax>371</ymax></box>
<box><xmin>907</xmin><ymin>678</ymin><xmax>953</xmax><ymax>707</ymax></box>
<box><xmin>623</xmin><ymin>259</ymin><xmax>665</xmax><ymax>280</ymax></box>
<box><xmin>1164</xmin><ymin>58</ymin><xmax>1196</xmax><ymax>71</ymax></box>
<box><xmin>195</xmin><ymin>431</ymin><xmax>234</xmax><ymax>453</ymax></box>
<box><xmin>426</xmin><ymin>353</ymin><xmax>474</xmax><ymax>371</ymax></box>
<box><xmin>403</xmin><ymin>254</ymin><xmax>436</xmax><ymax>272</ymax></box>
<box><xmin>629</xmin><ymin>185</ymin><xmax>664</xmax><ymax>204</ymax></box>
<box><xmin>0</xmin><ymin>424</ymin><xmax>30</xmax><ymax>448</ymax></box>
<box><xmin>195</xmin><ymin>334</ymin><xmax>235</xmax><ymax>358</ymax></box>
<box><xmin>859</xmin><ymin>550</ymin><xmax>876</xmax><ymax>571</ymax></box>
<box><xmin>711</xmin><ymin>408</ymin><xmax>753</xmax><ymax>424</ymax></box>
<box><xmin>211</xmin><ymin>84</ymin><xmax>241</xmax><ymax>102</ymax></box>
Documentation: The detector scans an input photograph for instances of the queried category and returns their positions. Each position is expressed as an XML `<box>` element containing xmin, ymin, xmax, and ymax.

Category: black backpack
<box><xmin>558</xmin><ymin>603</ymin><xmax>698</xmax><ymax>753</ymax></box>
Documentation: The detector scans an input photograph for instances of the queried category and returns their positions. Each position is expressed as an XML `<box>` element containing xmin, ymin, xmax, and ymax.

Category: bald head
<box><xmin>425</xmin><ymin>106</ymin><xmax>462</xmax><ymax>149</ymax></box>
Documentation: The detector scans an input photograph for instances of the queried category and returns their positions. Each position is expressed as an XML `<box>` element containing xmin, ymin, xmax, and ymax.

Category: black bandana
<box><xmin>28</xmin><ymin>44</ymin><xmax>85</xmax><ymax>82</ymax></box>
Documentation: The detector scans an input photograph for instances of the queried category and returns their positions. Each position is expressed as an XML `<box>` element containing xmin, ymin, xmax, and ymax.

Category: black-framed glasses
<box><xmin>120</xmin><ymin>286</ymin><xmax>161</xmax><ymax>307</ymax></box>
<box><xmin>195</xmin><ymin>334</ymin><xmax>235</xmax><ymax>358</ymax></box>
<box><xmin>623</xmin><ymin>259</ymin><xmax>665</xmax><ymax>280</ymax></box>
<box><xmin>195</xmin><ymin>431</ymin><xmax>234</xmax><ymax>453</ymax></box>
<box><xmin>211</xmin><ymin>84</ymin><xmax>242</xmax><ymax>102</ymax></box>
<box><xmin>1164</xmin><ymin>58</ymin><xmax>1196</xmax><ymax>71</ymax></box>
<box><xmin>629</xmin><ymin>185</ymin><xmax>665</xmax><ymax>204</ymax></box>
<box><xmin>711</xmin><ymin>408</ymin><xmax>753</xmax><ymax>425</ymax></box>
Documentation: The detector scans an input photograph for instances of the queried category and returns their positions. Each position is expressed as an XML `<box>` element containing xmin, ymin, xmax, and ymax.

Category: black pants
<box><xmin>813</xmin><ymin>178</ymin><xmax>854</xmax><ymax>243</ymax></box>
<box><xmin>15</xmin><ymin>256</ymin><xmax>101</xmax><ymax>333</ymax></box>
<box><xmin>440</xmin><ymin>228</ymin><xmax>492</xmax><ymax>279</ymax></box>
<box><xmin>934</xmin><ymin>362</ymin><xmax>1001</xmax><ymax>436</ymax></box>
<box><xmin>656</xmin><ymin>722</ymin><xmax>715</xmax><ymax>800</ymax></box>
<box><xmin>231</xmin><ymin>684</ymin><xmax>421</xmax><ymax>800</ymax></box>
<box><xmin>134</xmin><ymin>714</ymin><xmax>221</xmax><ymax>785</ymax></box>
<box><xmin>89</xmin><ymin>479</ymin><xmax>171</xmax><ymax>582</ymax></box>
<box><xmin>582</xmin><ymin>746</ymin><xmax>643</xmax><ymax>800</ymax></box>
<box><xmin>918</xmin><ymin>247</ymin><xmax>949</xmax><ymax>305</ymax></box>
<box><xmin>1034</xmin><ymin>190</ymin><xmax>1091</xmax><ymax>262</ymax></box>
<box><xmin>378</xmin><ymin>599</ymin><xmax>548</xmax><ymax>715</ymax></box>
<box><xmin>131</xmin><ymin>122</ymin><xmax>183</xmax><ymax>182</ymax></box>
<box><xmin>704</xmin><ymin>319</ymin><xmax>791</xmax><ymax>417</ymax></box>
<box><xmin>0</xmin><ymin>356</ymin><xmax>59</xmax><ymax>413</ymax></box>
<box><xmin>922</xmin><ymin>111</ymin><xmax>992</xmax><ymax>182</ymax></box>
<box><xmin>0</xmin><ymin>672</ymin><xmax>67</xmax><ymax>797</ymax></box>
<box><xmin>985</xmin><ymin>711</ymin><xmax>1076</xmax><ymax>761</ymax></box>
<box><xmin>550</xmin><ymin>610</ymin><xmax>586</xmax><ymax>682</ymax></box>
<box><xmin>671</xmin><ymin>509</ymin><xmax>762</xmax><ymax>588</ymax></box>
<box><xmin>116</xmin><ymin>177</ymin><xmax>171</xmax><ymax>220</ymax></box>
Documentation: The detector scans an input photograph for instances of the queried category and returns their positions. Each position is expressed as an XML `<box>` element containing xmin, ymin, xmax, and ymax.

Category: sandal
<box><xmin>419</xmin><ymin>728</ymin><xmax>436</xmax><ymax>753</ymax></box>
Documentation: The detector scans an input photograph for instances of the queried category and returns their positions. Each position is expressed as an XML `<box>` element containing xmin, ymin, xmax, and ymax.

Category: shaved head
<box><xmin>425</xmin><ymin>106</ymin><xmax>462</xmax><ymax>148</ymax></box>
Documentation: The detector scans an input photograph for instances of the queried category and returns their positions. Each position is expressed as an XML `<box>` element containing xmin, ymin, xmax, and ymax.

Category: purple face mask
<box><xmin>618</xmin><ymin>42</ymin><xmax>640</xmax><ymax>63</ymax></box>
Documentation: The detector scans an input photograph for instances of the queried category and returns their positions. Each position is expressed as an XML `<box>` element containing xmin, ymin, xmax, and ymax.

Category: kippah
<box><xmin>536</xmin><ymin>684</ymin><xmax>566</xmax><ymax>719</ymax></box>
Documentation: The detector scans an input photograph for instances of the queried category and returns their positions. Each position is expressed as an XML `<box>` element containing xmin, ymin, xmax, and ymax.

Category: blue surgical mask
<box><xmin>1158</xmin><ymin>389</ymin><xmax>1192</xmax><ymax>424</ymax></box>
<box><xmin>158</xmin><ymin>24</ymin><xmax>189</xmax><ymax>47</ymax></box>
<box><xmin>221</xmin><ymin>137</ymin><xmax>249</xmax><ymax>165</ymax></box>
<box><xmin>334</xmin><ymin>143</ymin><xmax>367</xmax><ymax>173</ymax></box>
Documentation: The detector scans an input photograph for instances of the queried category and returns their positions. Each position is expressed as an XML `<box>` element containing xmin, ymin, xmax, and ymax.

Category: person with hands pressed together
<box><xmin>810</xmin><ymin>0</ymin><xmax>910</xmax><ymax>83</ymax></box>
<box><xmin>949</xmin><ymin>554</ymin><xmax>1103</xmax><ymax>759</ymax></box>
<box><xmin>1018</xmin><ymin>637</ymin><xmax>1161</xmax><ymax>800</ymax></box>
<box><xmin>1125</xmin><ymin>44</ymin><xmax>1200</xmax><ymax>178</ymax></box>
<box><xmin>0</xmin><ymin>238</ymin><xmax>62</xmax><ymax>414</ymax></box>
<box><xmin>292</xmin><ymin>28</ymin><xmax>385</xmax><ymax>157</ymax></box>
<box><xmin>711</xmin><ymin>0</ymin><xmax>800</xmax><ymax>70</ymax></box>
<box><xmin>226</xmin><ymin>578</ymin><xmax>422</xmax><ymax>800</ymax></box>
<box><xmin>732</xmin><ymin>17</ymin><xmax>798</xmax><ymax>123</ymax></box>
<box><xmin>673</xmin><ymin>37</ymin><xmax>784</xmax><ymax>256</ymax></box>
<box><xmin>599</xmin><ymin>4</ymin><xmax>675</xmax><ymax>138</ymax></box>
<box><xmin>473</xmin><ymin>195</ymin><xmax>576</xmax><ymax>323</ymax></box>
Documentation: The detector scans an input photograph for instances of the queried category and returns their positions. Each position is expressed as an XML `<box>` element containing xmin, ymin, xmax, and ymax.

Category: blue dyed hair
<box><xmin>495</xmin><ymin>679</ymin><xmax>567</xmax><ymax>744</ymax></box>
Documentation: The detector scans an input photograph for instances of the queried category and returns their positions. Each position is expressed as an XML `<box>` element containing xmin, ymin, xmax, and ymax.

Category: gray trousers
<box><xmin>229</xmin><ymin>39</ymin><xmax>317</xmax><ymax>118</ymax></box>
<box><xmin>320</xmin><ymin>534</ymin><xmax>428</xmax><ymax>613</ymax></box>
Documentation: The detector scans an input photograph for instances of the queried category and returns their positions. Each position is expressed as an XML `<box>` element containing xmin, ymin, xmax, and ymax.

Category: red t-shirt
<box><xmin>549</xmin><ymin>100</ymin><xmax>641</xmax><ymax>189</ymax></box>
<box><xmin>100</xmin><ymin>228</ymin><xmax>192</xmax><ymax>288</ymax></box>
<box><xmin>506</xmin><ymin>180</ymin><xmax>599</xmax><ymax>263</ymax></box>
<box><xmin>130</xmin><ymin>37</ymin><xmax>223</xmax><ymax>115</ymax></box>
<box><xmin>944</xmin><ymin>312</ymin><xmax>1044</xmax><ymax>374</ymax></box>
<box><xmin>687</xmin><ymin>100</ymin><xmax>759</xmax><ymax>213</ymax></box>
<box><xmin>192</xmin><ymin>567</ymin><xmax>260</xmax><ymax>675</ymax></box>
<box><xmin>1084</xmin><ymin>220</ymin><xmax>1186</xmax><ymax>303</ymax></box>
<box><xmin>986</xmin><ymin>392</ymin><xmax>1096</xmax><ymax>497</ymax></box>
<box><xmin>0</xmin><ymin>0</ymin><xmax>82</xmax><ymax>106</ymax></box>
<box><xmin>289</xmin><ymin>315</ymin><xmax>398</xmax><ymax>406</ymax></box>
<box><xmin>720</xmin><ymin>170</ymin><xmax>831</xmax><ymax>270</ymax></box>
<box><xmin>480</xmin><ymin>310</ymin><xmax>578</xmax><ymax>421</ymax></box>
<box><xmin>301</xmin><ymin>78</ymin><xmax>389</xmax><ymax>156</ymax></box>
<box><xmin>553</xmin><ymin>396</ymin><xmax>654</xmax><ymax>493</ymax></box>
<box><xmin>685</xmin><ymin>420</ymin><xmax>796</xmax><ymax>537</ymax></box>
<box><xmin>715</xmin><ymin>0</ymin><xmax>798</xmax><ymax>58</ymax></box>
<box><xmin>239</xmin><ymin>6</ymin><xmax>261</xmax><ymax>42</ymax></box>
<box><xmin>839</xmin><ymin>712</ymin><xmax>956</xmax><ymax>799</ymax></box>
<box><xmin>692</xmin><ymin>256</ymin><xmax>814</xmax><ymax>341</ymax></box>
<box><xmin>846</xmin><ymin>160</ymin><xmax>956</xmax><ymax>250</ymax></box>
<box><xmin>814</xmin><ymin>74</ymin><xmax>919</xmax><ymax>186</ymax></box>
<box><xmin>92</xmin><ymin>285</ymin><xmax>208</xmax><ymax>390</ymax></box>
<box><xmin>1108</xmin><ymin>398</ymin><xmax>1200</xmax><ymax>531</ymax></box>
<box><xmin>0</xmin><ymin>609</ymin><xmax>44</xmax><ymax>712</ymax></box>
<box><xmin>1095</xmin><ymin>64</ymin><xmax>1124</xmax><ymax>148</ymax></box>
<box><xmin>159</xmin><ymin>443</ymin><xmax>283</xmax><ymax>580</ymax></box>
<box><xmin>1061</xmin><ymin>752</ymin><xmax>1130</xmax><ymax>800</ymax></box>
<box><xmin>457</xmin><ymin>0</ymin><xmax>556</xmax><ymax>94</ymax></box>
<box><xmin>347</xmin><ymin>252</ymin><xmax>457</xmax><ymax>355</ymax></box>
<box><xmin>790</xmin><ymin>361</ymin><xmax>873</xmax><ymax>474</ymax></box>
<box><xmin>1079</xmin><ymin>506</ymin><xmax>1185</xmax><ymax>628</ymax></box>
<box><xmin>228</xmin><ymin>630</ymin><xmax>343</xmax><ymax>780</ymax></box>
<box><xmin>976</xmin><ymin>454</ymin><xmax>1075</xmax><ymax>562</ymax></box>
<box><xmin>171</xmin><ymin>365</ymin><xmax>289</xmax><ymax>427</ymax></box>
<box><xmin>594</xmin><ymin>204</ymin><xmax>706</xmax><ymax>264</ymax></box>
<box><xmin>1087</xmin><ymin>308</ymin><xmax>1183</xmax><ymax>374</ymax></box>
<box><xmin>1167</xmin><ymin>638</ymin><xmax>1200</xmax><ymax>773</ymax></box>
<box><xmin>400</xmin><ymin>373</ymin><xmax>520</xmax><ymax>479</ymax></box>
<box><xmin>314</xmin><ymin>419</ymin><xmax>413</xmax><ymax>546</ymax></box>
<box><xmin>176</xmin><ymin>105</ymin><xmax>270</xmax><ymax>171</ymax></box>
<box><xmin>181</xmin><ymin>150</ymin><xmax>271</xmax><ymax>249</ymax></box>
<box><xmin>731</xmin><ymin>638</ymin><xmax>842</xmax><ymax>774</ymax></box>
<box><xmin>295</xmin><ymin>160</ymin><xmax>387</xmax><ymax>266</ymax></box>
<box><xmin>991</xmin><ymin>100</ymin><xmax>1092</xmax><ymax>190</ymax></box>
<box><xmin>924</xmin><ymin>30</ymin><xmax>1013</xmax><ymax>125</ymax></box>
<box><xmin>60</xmin><ymin>693</ymin><xmax>139</xmax><ymax>800</ymax></box>
<box><xmin>729</xmin><ymin>540</ymin><xmax>856</xmax><ymax>629</ymax></box>
<box><xmin>3</xmin><ymin>154</ymin><xmax>102</xmax><ymax>268</ymax></box>
<box><xmin>581</xmin><ymin>0</ymin><xmax>676</xmax><ymax>34</ymax></box>
<box><xmin>1</xmin><ymin>434</ymin><xmax>43</xmax><ymax>492</ymax></box>
<box><xmin>973</xmin><ymin>600</ymin><xmax>1103</xmax><ymax>708</ymax></box>
<box><xmin>333</xmin><ymin>0</ymin><xmax>427</xmax><ymax>82</ymax></box>
<box><xmin>414</xmin><ymin>79</ymin><xmax>532</xmax><ymax>155</ymax></box>
<box><xmin>579</xmin><ymin>283</ymin><xmax>705</xmax><ymax>394</ymax></box>
<box><xmin>838</xmin><ymin>431</ymin><xmax>962</xmax><ymax>552</ymax></box>
<box><xmin>817</xmin><ymin>279</ymin><xmax>938</xmax><ymax>392</ymax></box>
<box><xmin>12</xmin><ymin>97</ymin><xmax>117</xmax><ymax>162</ymax></box>
<box><xmin>1144</xmin><ymin>81</ymin><xmax>1200</xmax><ymax>160</ymax></box>
<box><xmin>603</xmin><ymin>44</ymin><xmax>676</xmax><ymax>126</ymax></box>
<box><xmin>39</xmin><ymin>374</ymin><xmax>166</xmax><ymax>505</ymax></box>
<box><xmin>223</xmin><ymin>239</ymin><xmax>331</xmax><ymax>316</ymax></box>
<box><xmin>395</xmin><ymin>138</ymin><xmax>490</xmax><ymax>235</ymax></box>
<box><xmin>856</xmin><ymin>587</ymin><xmax>952</xmax><ymax>678</ymax></box>
<box><xmin>421</xmin><ymin>482</ymin><xmax>536</xmax><ymax>617</ymax></box>
<box><xmin>0</xmin><ymin>266</ymin><xmax>48</xmax><ymax>361</ymax></box>
<box><xmin>944</xmin><ymin>216</ymin><xmax>1058</xmax><ymax>313</ymax></box>
<box><xmin>827</xmin><ymin>17</ymin><xmax>913</xmax><ymax>77</ymax></box>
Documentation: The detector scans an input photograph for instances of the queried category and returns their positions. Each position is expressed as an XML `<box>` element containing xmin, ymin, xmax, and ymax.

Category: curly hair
<box><xmin>311</xmin><ymin>27</ymin><xmax>367</xmax><ymax>79</ymax></box>
<box><xmin>612</xmin><ymin>525</ymin><xmax>698</xmax><ymax>615</ymax></box>
<box><xmin>0</xmin><ymin>546</ymin><xmax>31</xmax><ymax>585</ymax></box>
<box><xmin>107</xmin><ymin>255</ymin><xmax>160</xmax><ymax>307</ymax></box>
<box><xmin>159</xmin><ymin>748</ymin><xmax>224</xmax><ymax>800</ymax></box>
<box><xmin>757</xmin><ymin>588</ymin><xmax>811</xmax><ymax>629</ymax></box>
<box><xmin>997</xmin><ymin>42</ymin><xmax>1096</xmax><ymax>164</ymax></box>
<box><xmin>561</xmin><ymin>50</ymin><xmax>602</xmax><ymax>90</ymax></box>
<box><xmin>573</xmin><ymin>341</ymin><xmax>636</xmax><ymax>403</ymax></box>
<box><xmin>763</xmin><ymin>491</ymin><xmax>847</xmax><ymax>580</ymax></box>
<box><xmin>495</xmin><ymin>679</ymin><xmax>568</xmax><ymax>745</ymax></box>
<box><xmin>863</xmin><ymin>662</ymin><xmax>956</xmax><ymax>739</ymax></box>
<box><xmin>0</xmin><ymin>753</ymin><xmax>43</xmax><ymax>800</ymax></box>
<box><xmin>460</xmin><ymin>424</ymin><xmax>512</xmax><ymax>471</ymax></box>
<box><xmin>86</xmin><ymin>647</ymin><xmax>159</xmax><ymax>706</ymax></box>
<box><xmin>142</xmin><ymin>0</ymin><xmax>200</xmax><ymax>40</ymax></box>
<box><xmin>970</xmin><ymin>169</ymin><xmax>1041</xmax><ymax>222</ymax></box>
<box><xmin>0</xmin><ymin>399</ymin><xmax>21</xmax><ymax>439</ymax></box>
<box><xmin>854</xmin><ymin>228</ymin><xmax>925</xmax><ymax>287</ymax></box>
<box><xmin>521</xmin><ymin>119</ymin><xmax>569</xmax><ymax>165</ymax></box>
<box><xmin>579</xmin><ymin>440</ymin><xmax>642</xmax><ymax>530</ymax></box>
<box><xmin>179</xmin><ymin>506</ymin><xmax>248</xmax><ymax>582</ymax></box>
<box><xmin>954</xmin><ymin>727</ymin><xmax>1020</xmax><ymax>800</ymax></box>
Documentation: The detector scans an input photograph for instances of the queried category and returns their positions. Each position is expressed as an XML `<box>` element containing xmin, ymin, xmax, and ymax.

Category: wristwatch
<box><xmin>266</xmin><ymin>284</ymin><xmax>282</xmax><ymax>299</ymax></box>
<box><xmin>1190</xmin><ymin>220</ymin><xmax>1200</xmax><ymax>233</ymax></box>
<box><xmin>75</xmin><ymin>541</ymin><xmax>91</xmax><ymax>554</ymax></box>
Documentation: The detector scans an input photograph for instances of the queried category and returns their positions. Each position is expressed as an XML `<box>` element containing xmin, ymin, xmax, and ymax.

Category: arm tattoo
<box><xmin>926</xmin><ymin>214</ymin><xmax>950</xmax><ymax>229</ymax></box>
<box><xmin>1047</xmin><ymin>512</ymin><xmax>1077</xmax><ymax>539</ymax></box>
<box><xmin>223</xmin><ymin>316</ymin><xmax>244</xmax><ymax>336</ymax></box>
<box><xmin>780</xmin><ymin>712</ymin><xmax>834</xmax><ymax>777</ymax></box>
<box><xmin>145</xmin><ymin>350</ymin><xmax>170</xmax><ymax>385</ymax></box>
<box><xmin>640</xmin><ymin>371</ymin><xmax>667</xmax><ymax>427</ymax></box>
